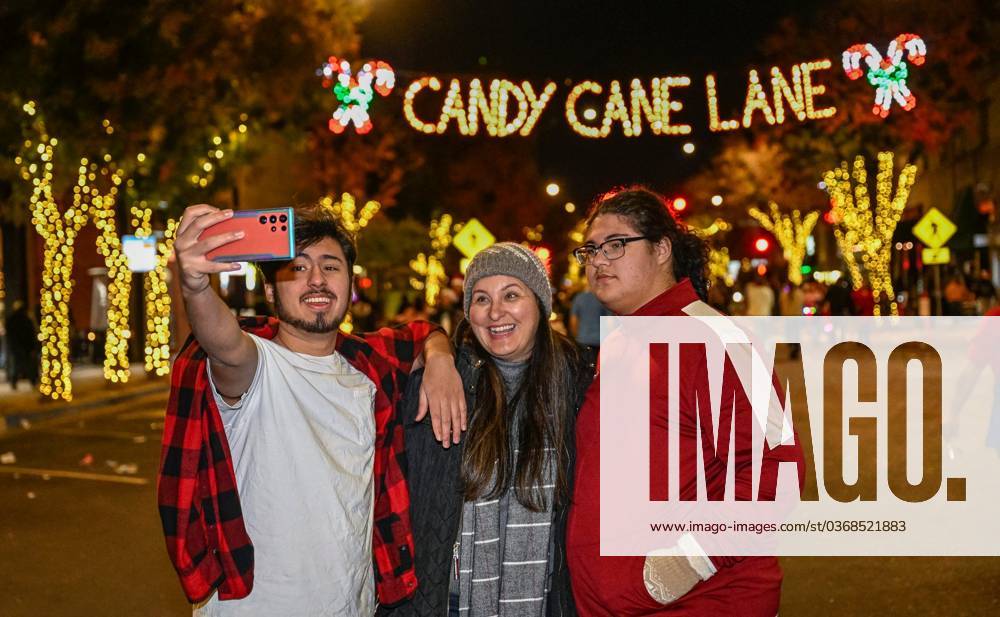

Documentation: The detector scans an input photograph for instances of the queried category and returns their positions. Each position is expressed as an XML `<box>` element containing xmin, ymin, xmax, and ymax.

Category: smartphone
<box><xmin>203</xmin><ymin>207</ymin><xmax>296</xmax><ymax>262</ymax></box>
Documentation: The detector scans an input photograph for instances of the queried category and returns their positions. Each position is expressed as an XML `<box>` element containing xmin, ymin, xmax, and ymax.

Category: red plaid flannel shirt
<box><xmin>157</xmin><ymin>316</ymin><xmax>440</xmax><ymax>605</ymax></box>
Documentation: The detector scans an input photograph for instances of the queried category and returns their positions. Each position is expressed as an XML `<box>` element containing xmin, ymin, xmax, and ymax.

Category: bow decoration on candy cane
<box><xmin>842</xmin><ymin>34</ymin><xmax>926</xmax><ymax>118</ymax></box>
<box><xmin>318</xmin><ymin>57</ymin><xmax>396</xmax><ymax>134</ymax></box>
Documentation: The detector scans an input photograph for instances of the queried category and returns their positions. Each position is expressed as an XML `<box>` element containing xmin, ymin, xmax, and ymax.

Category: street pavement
<box><xmin>0</xmin><ymin>384</ymin><xmax>997</xmax><ymax>615</ymax></box>
<box><xmin>0</xmin><ymin>387</ymin><xmax>188</xmax><ymax>617</ymax></box>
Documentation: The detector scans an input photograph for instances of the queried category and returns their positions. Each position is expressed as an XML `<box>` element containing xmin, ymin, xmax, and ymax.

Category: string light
<box><xmin>83</xmin><ymin>150</ymin><xmax>132</xmax><ymax>383</ymax></box>
<box><xmin>438</xmin><ymin>78</ymin><xmax>471</xmax><ymax>135</ymax></box>
<box><xmin>319</xmin><ymin>57</ymin><xmax>395</xmax><ymax>134</ymax></box>
<box><xmin>566</xmin><ymin>81</ymin><xmax>604</xmax><ymax>138</ymax></box>
<box><xmin>770</xmin><ymin>65</ymin><xmax>807</xmax><ymax>123</ymax></box>
<box><xmin>20</xmin><ymin>113</ymin><xmax>133</xmax><ymax>392</ymax></box>
<box><xmin>129</xmin><ymin>201</ymin><xmax>178</xmax><ymax>377</ymax></box>
<box><xmin>410</xmin><ymin>214</ymin><xmax>453</xmax><ymax>306</ymax></box>
<box><xmin>189</xmin><ymin>118</ymin><xmax>248</xmax><ymax>188</ymax></box>
<box><xmin>567</xmin><ymin>77</ymin><xmax>692</xmax><ymax>137</ymax></box>
<box><xmin>19</xmin><ymin>111</ymin><xmax>79</xmax><ymax>400</ymax></box>
<box><xmin>141</xmin><ymin>218</ymin><xmax>178</xmax><ymax>376</ymax></box>
<box><xmin>800</xmin><ymin>59</ymin><xmax>837</xmax><ymax>120</ymax></box>
<box><xmin>747</xmin><ymin>202</ymin><xmax>819</xmax><ymax>286</ymax></box>
<box><xmin>709</xmin><ymin>60</ymin><xmax>835</xmax><ymax>132</ymax></box>
<box><xmin>655</xmin><ymin>77</ymin><xmax>692</xmax><ymax>135</ymax></box>
<box><xmin>842</xmin><ymin>34</ymin><xmax>926</xmax><ymax>117</ymax></box>
<box><xmin>467</xmin><ymin>79</ymin><xmax>496</xmax><ymax>136</ymax></box>
<box><xmin>742</xmin><ymin>69</ymin><xmax>777</xmax><ymax>128</ymax></box>
<box><xmin>709</xmin><ymin>247</ymin><xmax>734</xmax><ymax>287</ymax></box>
<box><xmin>404</xmin><ymin>77</ymin><xmax>556</xmax><ymax>137</ymax></box>
<box><xmin>706</xmin><ymin>74</ymin><xmax>740</xmax><ymax>132</ymax></box>
<box><xmin>823</xmin><ymin>152</ymin><xmax>917</xmax><ymax>315</ymax></box>
<box><xmin>518</xmin><ymin>81</ymin><xmax>557</xmax><ymax>135</ymax></box>
<box><xmin>318</xmin><ymin>192</ymin><xmax>381</xmax><ymax>234</ymax></box>
<box><xmin>403</xmin><ymin>77</ymin><xmax>443</xmax><ymax>133</ymax></box>
<box><xmin>401</xmin><ymin>60</ymin><xmax>839</xmax><ymax>138</ymax></box>
<box><xmin>317</xmin><ymin>193</ymin><xmax>381</xmax><ymax>333</ymax></box>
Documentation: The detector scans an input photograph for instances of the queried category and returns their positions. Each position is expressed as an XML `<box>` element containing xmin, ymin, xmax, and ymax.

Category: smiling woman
<box><xmin>467</xmin><ymin>273</ymin><xmax>544</xmax><ymax>363</ymax></box>
<box><xmin>383</xmin><ymin>242</ymin><xmax>596</xmax><ymax>617</ymax></box>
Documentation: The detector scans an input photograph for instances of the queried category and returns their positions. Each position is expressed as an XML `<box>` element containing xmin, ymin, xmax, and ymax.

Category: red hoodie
<box><xmin>566</xmin><ymin>279</ymin><xmax>801</xmax><ymax>616</ymax></box>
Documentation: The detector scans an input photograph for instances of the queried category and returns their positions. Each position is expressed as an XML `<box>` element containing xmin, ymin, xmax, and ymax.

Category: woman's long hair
<box><xmin>587</xmin><ymin>186</ymin><xmax>710</xmax><ymax>301</ymax></box>
<box><xmin>456</xmin><ymin>302</ymin><xmax>580</xmax><ymax>512</ymax></box>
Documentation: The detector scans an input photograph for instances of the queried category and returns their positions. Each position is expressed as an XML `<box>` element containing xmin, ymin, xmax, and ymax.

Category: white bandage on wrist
<box><xmin>643</xmin><ymin>534</ymin><xmax>716</xmax><ymax>605</ymax></box>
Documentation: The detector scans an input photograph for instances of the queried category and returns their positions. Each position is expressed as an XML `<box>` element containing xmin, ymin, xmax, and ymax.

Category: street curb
<box><xmin>1</xmin><ymin>383</ymin><xmax>169</xmax><ymax>432</ymax></box>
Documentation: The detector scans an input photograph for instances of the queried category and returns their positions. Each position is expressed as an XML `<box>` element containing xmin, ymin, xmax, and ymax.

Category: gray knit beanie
<box><xmin>463</xmin><ymin>242</ymin><xmax>553</xmax><ymax>316</ymax></box>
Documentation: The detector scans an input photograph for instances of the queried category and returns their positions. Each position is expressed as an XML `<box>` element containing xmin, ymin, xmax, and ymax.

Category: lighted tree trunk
<box><xmin>86</xmin><ymin>165</ymin><xmax>132</xmax><ymax>382</ymax></box>
<box><xmin>410</xmin><ymin>214</ymin><xmax>453</xmax><ymax>307</ymax></box>
<box><xmin>823</xmin><ymin>152</ymin><xmax>917</xmax><ymax>316</ymax></box>
<box><xmin>748</xmin><ymin>202</ymin><xmax>819</xmax><ymax>286</ymax></box>
<box><xmin>21</xmin><ymin>122</ymin><xmax>88</xmax><ymax>400</ymax></box>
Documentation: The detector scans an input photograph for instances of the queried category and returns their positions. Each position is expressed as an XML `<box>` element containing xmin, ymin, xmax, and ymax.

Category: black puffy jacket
<box><xmin>378</xmin><ymin>342</ymin><xmax>596</xmax><ymax>617</ymax></box>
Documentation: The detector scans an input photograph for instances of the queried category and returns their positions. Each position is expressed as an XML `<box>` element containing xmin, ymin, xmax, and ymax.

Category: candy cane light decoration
<box><xmin>319</xmin><ymin>57</ymin><xmax>395</xmax><ymax>134</ymax></box>
<box><xmin>842</xmin><ymin>34</ymin><xmax>926</xmax><ymax>118</ymax></box>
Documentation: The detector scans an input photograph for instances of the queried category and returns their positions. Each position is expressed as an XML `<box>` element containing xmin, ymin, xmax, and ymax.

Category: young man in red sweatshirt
<box><xmin>567</xmin><ymin>188</ymin><xmax>804</xmax><ymax>616</ymax></box>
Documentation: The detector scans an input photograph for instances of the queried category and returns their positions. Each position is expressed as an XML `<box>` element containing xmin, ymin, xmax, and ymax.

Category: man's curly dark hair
<box><xmin>586</xmin><ymin>186</ymin><xmax>710</xmax><ymax>301</ymax></box>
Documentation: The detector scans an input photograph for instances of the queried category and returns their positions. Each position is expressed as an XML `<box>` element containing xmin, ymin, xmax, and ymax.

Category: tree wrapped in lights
<box><xmin>823</xmin><ymin>152</ymin><xmax>917</xmax><ymax>315</ymax></box>
<box><xmin>409</xmin><ymin>214</ymin><xmax>453</xmax><ymax>307</ymax></box>
<box><xmin>709</xmin><ymin>247</ymin><xmax>735</xmax><ymax>287</ymax></box>
<box><xmin>747</xmin><ymin>202</ymin><xmax>819</xmax><ymax>286</ymax></box>
<box><xmin>318</xmin><ymin>192</ymin><xmax>381</xmax><ymax>334</ymax></box>
<box><xmin>319</xmin><ymin>192</ymin><xmax>381</xmax><ymax>234</ymax></box>
<box><xmin>827</xmin><ymin>208</ymin><xmax>864</xmax><ymax>290</ymax></box>
<box><xmin>131</xmin><ymin>205</ymin><xmax>178</xmax><ymax>377</ymax></box>
<box><xmin>18</xmin><ymin>112</ymin><xmax>83</xmax><ymax>400</ymax></box>
<box><xmin>82</xmin><ymin>154</ymin><xmax>132</xmax><ymax>382</ymax></box>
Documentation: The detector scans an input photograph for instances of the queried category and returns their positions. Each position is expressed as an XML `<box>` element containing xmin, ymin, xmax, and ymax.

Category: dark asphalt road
<box><xmin>0</xmin><ymin>391</ymin><xmax>188</xmax><ymax>617</ymax></box>
<box><xmin>0</xmin><ymin>393</ymin><xmax>997</xmax><ymax>616</ymax></box>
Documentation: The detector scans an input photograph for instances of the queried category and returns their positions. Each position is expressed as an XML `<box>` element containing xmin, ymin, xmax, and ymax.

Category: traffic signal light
<box><xmin>671</xmin><ymin>197</ymin><xmax>687</xmax><ymax>213</ymax></box>
<box><xmin>753</xmin><ymin>236</ymin><xmax>770</xmax><ymax>254</ymax></box>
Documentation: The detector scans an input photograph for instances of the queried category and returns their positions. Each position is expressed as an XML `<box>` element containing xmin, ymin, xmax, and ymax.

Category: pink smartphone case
<box><xmin>203</xmin><ymin>207</ymin><xmax>296</xmax><ymax>262</ymax></box>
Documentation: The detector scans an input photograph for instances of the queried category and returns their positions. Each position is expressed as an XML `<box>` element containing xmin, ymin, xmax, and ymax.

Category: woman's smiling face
<box><xmin>468</xmin><ymin>275</ymin><xmax>541</xmax><ymax>363</ymax></box>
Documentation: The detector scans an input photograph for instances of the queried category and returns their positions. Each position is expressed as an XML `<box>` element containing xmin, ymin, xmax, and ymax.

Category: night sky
<box><xmin>359</xmin><ymin>0</ymin><xmax>818</xmax><ymax>204</ymax></box>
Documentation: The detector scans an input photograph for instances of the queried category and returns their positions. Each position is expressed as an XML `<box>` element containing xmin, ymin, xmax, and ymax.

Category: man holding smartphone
<box><xmin>159</xmin><ymin>204</ymin><xmax>466</xmax><ymax>616</ymax></box>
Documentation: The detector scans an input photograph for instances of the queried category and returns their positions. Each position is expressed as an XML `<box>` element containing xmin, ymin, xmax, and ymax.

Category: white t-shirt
<box><xmin>195</xmin><ymin>333</ymin><xmax>377</xmax><ymax>617</ymax></box>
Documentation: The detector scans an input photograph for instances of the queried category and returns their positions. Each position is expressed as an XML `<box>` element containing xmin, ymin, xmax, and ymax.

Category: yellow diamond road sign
<box><xmin>922</xmin><ymin>247</ymin><xmax>951</xmax><ymax>265</ymax></box>
<box><xmin>913</xmin><ymin>207</ymin><xmax>957</xmax><ymax>249</ymax></box>
<box><xmin>452</xmin><ymin>218</ymin><xmax>495</xmax><ymax>258</ymax></box>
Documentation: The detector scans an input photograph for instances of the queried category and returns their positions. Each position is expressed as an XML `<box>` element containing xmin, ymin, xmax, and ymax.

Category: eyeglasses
<box><xmin>572</xmin><ymin>236</ymin><xmax>652</xmax><ymax>266</ymax></box>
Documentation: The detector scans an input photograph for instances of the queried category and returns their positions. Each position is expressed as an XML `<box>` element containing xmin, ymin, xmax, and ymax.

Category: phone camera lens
<box><xmin>269</xmin><ymin>215</ymin><xmax>277</xmax><ymax>223</ymax></box>
<box><xmin>279</xmin><ymin>214</ymin><xmax>288</xmax><ymax>223</ymax></box>
<box><xmin>259</xmin><ymin>216</ymin><xmax>267</xmax><ymax>224</ymax></box>
<box><xmin>271</xmin><ymin>226</ymin><xmax>277</xmax><ymax>232</ymax></box>
<box><xmin>281</xmin><ymin>225</ymin><xmax>287</xmax><ymax>231</ymax></box>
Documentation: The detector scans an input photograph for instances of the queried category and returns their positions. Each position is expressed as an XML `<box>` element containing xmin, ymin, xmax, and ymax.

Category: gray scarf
<box><xmin>456</xmin><ymin>358</ymin><xmax>555</xmax><ymax>616</ymax></box>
